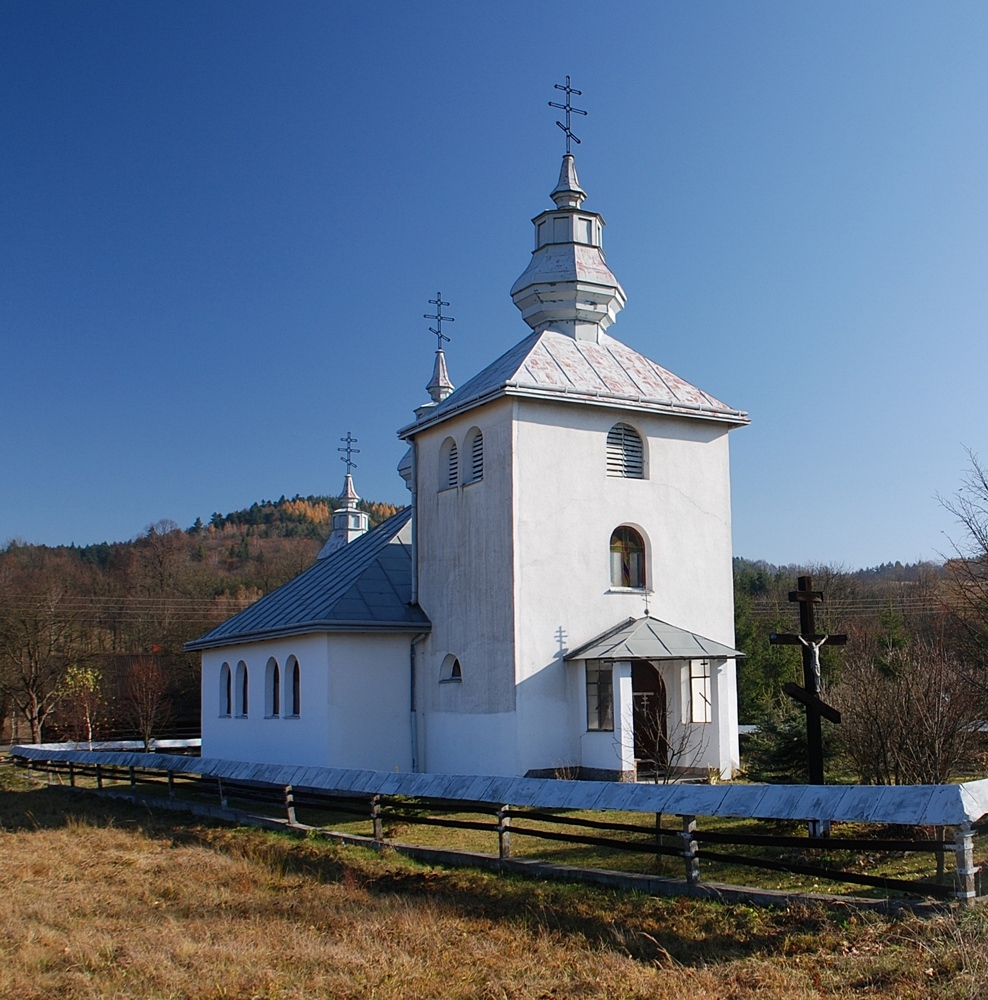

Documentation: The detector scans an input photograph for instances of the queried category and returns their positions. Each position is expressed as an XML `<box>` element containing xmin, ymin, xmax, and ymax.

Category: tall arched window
<box><xmin>606</xmin><ymin>423</ymin><xmax>644</xmax><ymax>478</ymax></box>
<box><xmin>220</xmin><ymin>662</ymin><xmax>232</xmax><ymax>717</ymax></box>
<box><xmin>440</xmin><ymin>437</ymin><xmax>458</xmax><ymax>490</ymax></box>
<box><xmin>610</xmin><ymin>526</ymin><xmax>646</xmax><ymax>589</ymax></box>
<box><xmin>235</xmin><ymin>660</ymin><xmax>249</xmax><ymax>716</ymax></box>
<box><xmin>288</xmin><ymin>656</ymin><xmax>300</xmax><ymax>717</ymax></box>
<box><xmin>465</xmin><ymin>428</ymin><xmax>484</xmax><ymax>483</ymax></box>
<box><xmin>265</xmin><ymin>657</ymin><xmax>280</xmax><ymax>717</ymax></box>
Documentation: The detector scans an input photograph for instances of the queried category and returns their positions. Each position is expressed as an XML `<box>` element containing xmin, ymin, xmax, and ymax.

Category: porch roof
<box><xmin>564</xmin><ymin>615</ymin><xmax>744</xmax><ymax>662</ymax></box>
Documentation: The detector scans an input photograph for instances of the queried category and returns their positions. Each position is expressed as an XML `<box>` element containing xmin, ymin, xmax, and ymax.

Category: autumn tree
<box><xmin>122</xmin><ymin>658</ymin><xmax>171</xmax><ymax>751</ymax></box>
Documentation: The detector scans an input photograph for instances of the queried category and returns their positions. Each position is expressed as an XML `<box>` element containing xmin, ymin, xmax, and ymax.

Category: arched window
<box><xmin>288</xmin><ymin>656</ymin><xmax>300</xmax><ymax>717</ymax></box>
<box><xmin>265</xmin><ymin>657</ymin><xmax>280</xmax><ymax>717</ymax></box>
<box><xmin>440</xmin><ymin>437</ymin><xmax>458</xmax><ymax>490</ymax></box>
<box><xmin>610</xmin><ymin>526</ymin><xmax>646</xmax><ymax>589</ymax></box>
<box><xmin>220</xmin><ymin>662</ymin><xmax>232</xmax><ymax>717</ymax></box>
<box><xmin>235</xmin><ymin>660</ymin><xmax>249</xmax><ymax>716</ymax></box>
<box><xmin>440</xmin><ymin>653</ymin><xmax>462</xmax><ymax>683</ymax></box>
<box><xmin>606</xmin><ymin>423</ymin><xmax>644</xmax><ymax>479</ymax></box>
<box><xmin>465</xmin><ymin>428</ymin><xmax>484</xmax><ymax>483</ymax></box>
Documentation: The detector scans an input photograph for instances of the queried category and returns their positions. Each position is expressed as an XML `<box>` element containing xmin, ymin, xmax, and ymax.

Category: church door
<box><xmin>631</xmin><ymin>661</ymin><xmax>667</xmax><ymax>776</ymax></box>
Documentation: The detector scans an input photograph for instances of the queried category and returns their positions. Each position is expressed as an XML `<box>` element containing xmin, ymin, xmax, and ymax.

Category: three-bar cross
<box><xmin>338</xmin><ymin>432</ymin><xmax>360</xmax><ymax>473</ymax></box>
<box><xmin>549</xmin><ymin>76</ymin><xmax>587</xmax><ymax>154</ymax></box>
<box><xmin>424</xmin><ymin>293</ymin><xmax>454</xmax><ymax>351</ymax></box>
<box><xmin>769</xmin><ymin>575</ymin><xmax>847</xmax><ymax>785</ymax></box>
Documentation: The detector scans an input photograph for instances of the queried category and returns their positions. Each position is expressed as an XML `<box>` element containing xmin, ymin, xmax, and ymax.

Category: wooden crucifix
<box><xmin>770</xmin><ymin>575</ymin><xmax>846</xmax><ymax>786</ymax></box>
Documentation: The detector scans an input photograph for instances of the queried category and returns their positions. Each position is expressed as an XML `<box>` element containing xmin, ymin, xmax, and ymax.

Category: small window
<box><xmin>440</xmin><ymin>653</ymin><xmax>462</xmax><ymax>683</ymax></box>
<box><xmin>610</xmin><ymin>527</ymin><xmax>646</xmax><ymax>589</ymax></box>
<box><xmin>579</xmin><ymin>217</ymin><xmax>593</xmax><ymax>243</ymax></box>
<box><xmin>288</xmin><ymin>656</ymin><xmax>300</xmax><ymax>716</ymax></box>
<box><xmin>606</xmin><ymin>423</ymin><xmax>644</xmax><ymax>478</ymax></box>
<box><xmin>586</xmin><ymin>662</ymin><xmax>614</xmax><ymax>731</ymax></box>
<box><xmin>265</xmin><ymin>657</ymin><xmax>280</xmax><ymax>717</ymax></box>
<box><xmin>219</xmin><ymin>662</ymin><xmax>232</xmax><ymax>717</ymax></box>
<box><xmin>465</xmin><ymin>428</ymin><xmax>483</xmax><ymax>484</ymax></box>
<box><xmin>235</xmin><ymin>660</ymin><xmax>249</xmax><ymax>717</ymax></box>
<box><xmin>440</xmin><ymin>437</ymin><xmax>458</xmax><ymax>490</ymax></box>
<box><xmin>553</xmin><ymin>216</ymin><xmax>569</xmax><ymax>242</ymax></box>
<box><xmin>690</xmin><ymin>659</ymin><xmax>712</xmax><ymax>724</ymax></box>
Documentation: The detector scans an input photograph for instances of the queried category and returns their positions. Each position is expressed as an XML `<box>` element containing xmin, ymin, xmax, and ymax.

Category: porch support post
<box><xmin>613</xmin><ymin>660</ymin><xmax>635</xmax><ymax>780</ymax></box>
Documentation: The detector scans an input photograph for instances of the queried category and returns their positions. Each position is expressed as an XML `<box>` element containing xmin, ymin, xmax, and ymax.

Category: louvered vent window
<box><xmin>469</xmin><ymin>430</ymin><xmax>483</xmax><ymax>483</ymax></box>
<box><xmin>606</xmin><ymin>423</ymin><xmax>644</xmax><ymax>478</ymax></box>
<box><xmin>447</xmin><ymin>441</ymin><xmax>458</xmax><ymax>489</ymax></box>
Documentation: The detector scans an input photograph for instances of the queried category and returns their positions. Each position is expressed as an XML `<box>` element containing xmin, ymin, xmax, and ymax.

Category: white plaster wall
<box><xmin>424</xmin><ymin>711</ymin><xmax>519</xmax><ymax>776</ymax></box>
<box><xmin>510</xmin><ymin>398</ymin><xmax>739</xmax><ymax>776</ymax></box>
<box><xmin>200</xmin><ymin>631</ymin><xmax>417</xmax><ymax>771</ymax></box>
<box><xmin>326</xmin><ymin>632</ymin><xmax>414</xmax><ymax>772</ymax></box>
<box><xmin>412</xmin><ymin>398</ymin><xmax>520</xmax><ymax>774</ymax></box>
<box><xmin>201</xmin><ymin>633</ymin><xmax>332</xmax><ymax>766</ymax></box>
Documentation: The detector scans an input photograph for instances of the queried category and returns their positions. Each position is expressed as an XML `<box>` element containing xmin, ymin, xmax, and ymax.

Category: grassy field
<box><xmin>2</xmin><ymin>762</ymin><xmax>987</xmax><ymax>999</ymax></box>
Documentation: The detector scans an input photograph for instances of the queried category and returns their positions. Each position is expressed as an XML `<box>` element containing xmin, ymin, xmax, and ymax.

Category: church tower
<box><xmin>401</xmin><ymin>89</ymin><xmax>748</xmax><ymax>780</ymax></box>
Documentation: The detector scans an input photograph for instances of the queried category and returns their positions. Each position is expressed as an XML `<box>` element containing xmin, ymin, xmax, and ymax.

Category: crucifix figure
<box><xmin>424</xmin><ymin>293</ymin><xmax>454</xmax><ymax>351</ymax></box>
<box><xmin>549</xmin><ymin>75</ymin><xmax>588</xmax><ymax>154</ymax></box>
<box><xmin>769</xmin><ymin>575</ymin><xmax>847</xmax><ymax>787</ymax></box>
<box><xmin>338</xmin><ymin>431</ymin><xmax>360</xmax><ymax>473</ymax></box>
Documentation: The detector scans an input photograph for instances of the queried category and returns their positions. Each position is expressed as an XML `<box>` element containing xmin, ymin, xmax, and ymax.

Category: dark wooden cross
<box><xmin>338</xmin><ymin>431</ymin><xmax>360</xmax><ymax>473</ymax></box>
<box><xmin>549</xmin><ymin>75</ymin><xmax>587</xmax><ymax>154</ymax></box>
<box><xmin>769</xmin><ymin>575</ymin><xmax>846</xmax><ymax>785</ymax></box>
<box><xmin>424</xmin><ymin>293</ymin><xmax>454</xmax><ymax>351</ymax></box>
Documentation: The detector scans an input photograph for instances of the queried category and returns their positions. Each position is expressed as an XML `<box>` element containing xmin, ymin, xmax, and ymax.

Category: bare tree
<box><xmin>834</xmin><ymin>626</ymin><xmax>985</xmax><ymax>786</ymax></box>
<box><xmin>123</xmin><ymin>658</ymin><xmax>171</xmax><ymax>751</ymax></box>
<box><xmin>938</xmin><ymin>450</ymin><xmax>988</xmax><ymax>681</ymax></box>
<box><xmin>0</xmin><ymin>586</ymin><xmax>84</xmax><ymax>743</ymax></box>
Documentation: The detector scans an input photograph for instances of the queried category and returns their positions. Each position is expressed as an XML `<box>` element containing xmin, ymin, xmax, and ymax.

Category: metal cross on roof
<box><xmin>338</xmin><ymin>431</ymin><xmax>360</xmax><ymax>473</ymax></box>
<box><xmin>424</xmin><ymin>292</ymin><xmax>455</xmax><ymax>351</ymax></box>
<box><xmin>549</xmin><ymin>75</ymin><xmax>587</xmax><ymax>154</ymax></box>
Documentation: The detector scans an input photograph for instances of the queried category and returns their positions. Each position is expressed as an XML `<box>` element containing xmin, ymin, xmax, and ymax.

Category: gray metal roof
<box><xmin>400</xmin><ymin>329</ymin><xmax>749</xmax><ymax>438</ymax></box>
<box><xmin>185</xmin><ymin>507</ymin><xmax>430</xmax><ymax>651</ymax></box>
<box><xmin>564</xmin><ymin>615</ymin><xmax>744</xmax><ymax>662</ymax></box>
<box><xmin>13</xmin><ymin>745</ymin><xmax>988</xmax><ymax>826</ymax></box>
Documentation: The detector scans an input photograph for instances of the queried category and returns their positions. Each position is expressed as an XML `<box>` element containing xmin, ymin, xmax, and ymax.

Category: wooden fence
<box><xmin>13</xmin><ymin>750</ymin><xmax>985</xmax><ymax>907</ymax></box>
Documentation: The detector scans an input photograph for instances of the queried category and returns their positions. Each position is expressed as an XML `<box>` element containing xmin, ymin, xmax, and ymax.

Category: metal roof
<box><xmin>564</xmin><ymin>615</ymin><xmax>744</xmax><ymax>662</ymax></box>
<box><xmin>14</xmin><ymin>745</ymin><xmax>988</xmax><ymax>826</ymax></box>
<box><xmin>185</xmin><ymin>507</ymin><xmax>430</xmax><ymax>651</ymax></box>
<box><xmin>401</xmin><ymin>329</ymin><xmax>749</xmax><ymax>438</ymax></box>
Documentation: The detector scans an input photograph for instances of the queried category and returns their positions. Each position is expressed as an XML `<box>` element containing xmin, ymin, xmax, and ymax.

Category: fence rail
<box><xmin>11</xmin><ymin>748</ymin><xmax>984</xmax><ymax>906</ymax></box>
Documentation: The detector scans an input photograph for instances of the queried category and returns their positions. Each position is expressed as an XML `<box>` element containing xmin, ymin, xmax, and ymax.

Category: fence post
<box><xmin>167</xmin><ymin>771</ymin><xmax>175</xmax><ymax>798</ymax></box>
<box><xmin>95</xmin><ymin>764</ymin><xmax>103</xmax><ymax>789</ymax></box>
<box><xmin>498</xmin><ymin>806</ymin><xmax>512</xmax><ymax>861</ymax></box>
<box><xmin>218</xmin><ymin>776</ymin><xmax>228</xmax><ymax>809</ymax></box>
<box><xmin>953</xmin><ymin>822</ymin><xmax>978</xmax><ymax>906</ymax></box>
<box><xmin>681</xmin><ymin>814</ymin><xmax>700</xmax><ymax>885</ymax></box>
<box><xmin>371</xmin><ymin>795</ymin><xmax>383</xmax><ymax>843</ymax></box>
<box><xmin>284</xmin><ymin>785</ymin><xmax>297</xmax><ymax>826</ymax></box>
<box><xmin>129</xmin><ymin>766</ymin><xmax>136</xmax><ymax>788</ymax></box>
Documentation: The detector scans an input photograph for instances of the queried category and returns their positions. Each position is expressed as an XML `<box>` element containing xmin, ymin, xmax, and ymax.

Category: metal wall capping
<box><xmin>10</xmin><ymin>746</ymin><xmax>988</xmax><ymax>827</ymax></box>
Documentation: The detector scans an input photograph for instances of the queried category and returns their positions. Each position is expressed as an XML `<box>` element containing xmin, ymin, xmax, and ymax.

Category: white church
<box><xmin>188</xmin><ymin>135</ymin><xmax>749</xmax><ymax>781</ymax></box>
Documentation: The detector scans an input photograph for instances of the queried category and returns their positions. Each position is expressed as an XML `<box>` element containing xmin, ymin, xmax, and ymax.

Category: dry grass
<box><xmin>2</xmin><ymin>763</ymin><xmax>987</xmax><ymax>999</ymax></box>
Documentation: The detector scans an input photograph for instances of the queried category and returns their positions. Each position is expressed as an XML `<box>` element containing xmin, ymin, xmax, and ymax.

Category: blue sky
<box><xmin>3</xmin><ymin>1</ymin><xmax>988</xmax><ymax>568</ymax></box>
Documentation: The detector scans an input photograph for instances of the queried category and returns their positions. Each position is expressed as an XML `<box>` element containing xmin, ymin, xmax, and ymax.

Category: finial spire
<box><xmin>318</xmin><ymin>431</ymin><xmax>369</xmax><ymax>557</ymax></box>
<box><xmin>423</xmin><ymin>292</ymin><xmax>455</xmax><ymax>404</ymax></box>
<box><xmin>549</xmin><ymin>76</ymin><xmax>587</xmax><ymax>154</ymax></box>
